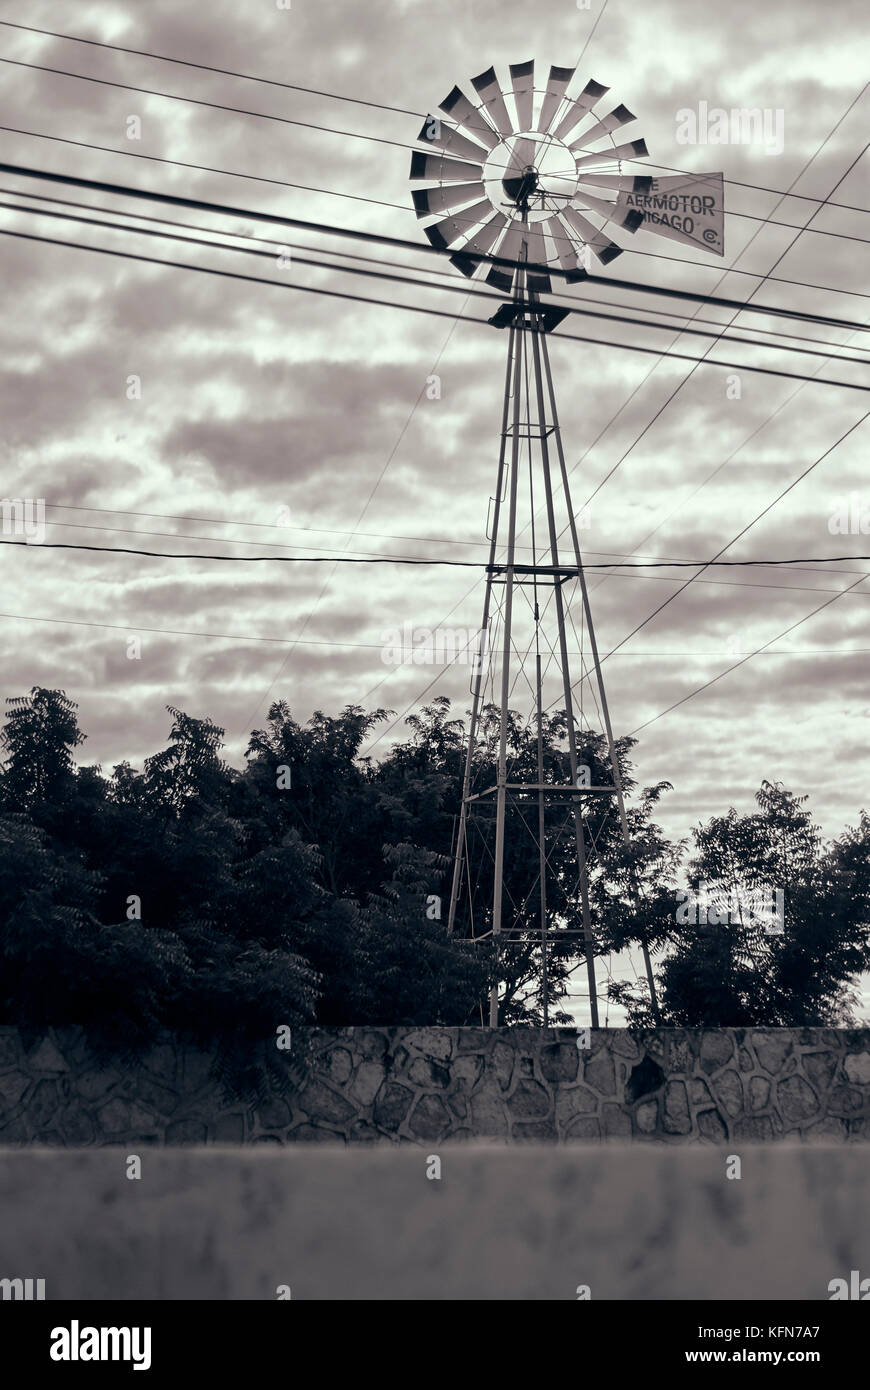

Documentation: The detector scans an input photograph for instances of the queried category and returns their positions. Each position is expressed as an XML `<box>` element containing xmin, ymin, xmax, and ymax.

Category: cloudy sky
<box><xmin>1</xmin><ymin>0</ymin><xmax>868</xmax><ymax>1014</ymax></box>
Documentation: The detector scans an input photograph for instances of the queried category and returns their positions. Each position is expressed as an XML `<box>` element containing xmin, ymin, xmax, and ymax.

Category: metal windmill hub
<box><xmin>491</xmin><ymin>136</ymin><xmax>578</xmax><ymax>218</ymax></box>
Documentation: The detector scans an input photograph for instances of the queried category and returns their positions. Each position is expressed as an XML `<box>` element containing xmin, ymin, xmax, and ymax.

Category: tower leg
<box><xmin>529</xmin><ymin>309</ymin><xmax>599</xmax><ymax>1026</ymax></box>
<box><xmin>489</xmin><ymin>309</ymin><xmax>526</xmax><ymax>1026</ymax></box>
<box><xmin>447</xmin><ymin>324</ymin><xmax>518</xmax><ymax>939</ymax></box>
<box><xmin>539</xmin><ymin>329</ymin><xmax>661</xmax><ymax>1021</ymax></box>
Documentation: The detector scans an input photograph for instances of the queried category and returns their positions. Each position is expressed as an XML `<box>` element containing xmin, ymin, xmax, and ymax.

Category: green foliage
<box><xmin>1</xmin><ymin>688</ymin><xmax>868</xmax><ymax>1062</ymax></box>
<box><xmin>614</xmin><ymin>781</ymin><xmax>870</xmax><ymax>1026</ymax></box>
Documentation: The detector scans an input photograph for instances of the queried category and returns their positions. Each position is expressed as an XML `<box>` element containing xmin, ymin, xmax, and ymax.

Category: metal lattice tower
<box><xmin>410</xmin><ymin>61</ymin><xmax>724</xmax><ymax>1025</ymax></box>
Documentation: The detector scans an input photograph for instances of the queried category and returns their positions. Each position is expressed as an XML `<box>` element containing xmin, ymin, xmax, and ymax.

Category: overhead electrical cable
<box><xmin>4</xmin><ymin>199</ymin><xmax>864</xmax><ymax>366</ymax></box>
<box><xmin>3</xmin><ymin>56</ymin><xmax>869</xmax><ymax>246</ymax></box>
<box><xmin>579</xmin><ymin>408</ymin><xmax>870</xmax><ymax>676</ymax></box>
<box><xmin>2</xmin><ymin>21</ymin><xmax>867</xmax><ymax>218</ymax></box>
<box><xmin>5</xmin><ymin>534</ymin><xmax>870</xmax><ymax>570</ymax></box>
<box><xmin>2</xmin><ymin>227</ymin><xmax>864</xmax><ymax>391</ymax></box>
<box><xmin>2</xmin><ymin>125</ymin><xmax>864</xmax><ymax>304</ymax></box>
<box><xmin>4</xmin><ymin>160</ymin><xmax>867</xmax><ymax>332</ymax></box>
<box><xmin>630</xmin><ymin>570</ymin><xmax>870</xmax><ymax>735</ymax></box>
<box><xmin>6</xmin><ymin>187</ymin><xmax>859</xmax><ymax>355</ymax></box>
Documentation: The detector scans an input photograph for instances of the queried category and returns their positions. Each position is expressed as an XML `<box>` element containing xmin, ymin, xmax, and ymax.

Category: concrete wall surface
<box><xmin>0</xmin><ymin>1145</ymin><xmax>867</xmax><ymax>1299</ymax></box>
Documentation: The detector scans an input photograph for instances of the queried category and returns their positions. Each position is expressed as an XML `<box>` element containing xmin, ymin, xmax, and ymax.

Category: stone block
<box><xmin>733</xmin><ymin>1115</ymin><xmax>775</xmax><ymax>1141</ymax></box>
<box><xmin>405</xmin><ymin>1029</ymin><xmax>453</xmax><ymax>1061</ymax></box>
<box><xmin>751</xmin><ymin>1032</ymin><xmax>793</xmax><ymax>1075</ymax></box>
<box><xmin>584</xmin><ymin>1049</ymin><xmax>615</xmax><ymax>1095</ymax></box>
<box><xmin>601</xmin><ymin>1104</ymin><xmax>632</xmax><ymax>1139</ymax></box>
<box><xmin>698</xmin><ymin>1108</ymin><xmax>728</xmax><ymax>1142</ymax></box>
<box><xmin>323</xmin><ymin>1047</ymin><xmax>353</xmax><ymax>1085</ymax></box>
<box><xmin>636</xmin><ymin>1101</ymin><xmax>658</xmax><ymax>1134</ymax></box>
<box><xmin>749</xmin><ymin>1076</ymin><xmax>770</xmax><ymax>1111</ymax></box>
<box><xmin>257</xmin><ymin>1098</ymin><xmax>291</xmax><ymax>1130</ymax></box>
<box><xmin>409</xmin><ymin>1094</ymin><xmax>450</xmax><ymax>1141</ymax></box>
<box><xmin>663</xmin><ymin>1081</ymin><xmax>691</xmax><ymax>1135</ymax></box>
<box><xmin>564</xmin><ymin>1115</ymin><xmax>601</xmax><ymax>1141</ymax></box>
<box><xmin>77</xmin><ymin>1068</ymin><xmax>122</xmax><ymax>1102</ymax></box>
<box><xmin>348</xmin><ymin>1061</ymin><xmax>384</xmax><ymax>1107</ymax></box>
<box><xmin>714</xmin><ymin>1069</ymin><xmax>744</xmax><ymax>1118</ymax></box>
<box><xmin>301</xmin><ymin>1081</ymin><xmax>356</xmax><ymax>1127</ymax></box>
<box><xmin>372</xmin><ymin>1081</ymin><xmax>414</xmax><ymax>1131</ymax></box>
<box><xmin>803</xmin><ymin>1052</ymin><xmax>838</xmax><ymax>1091</ymax></box>
<box><xmin>408</xmin><ymin>1057</ymin><xmax>450</xmax><ymax>1089</ymax></box>
<box><xmin>540</xmin><ymin>1043</ymin><xmax>579</xmax><ymax>1083</ymax></box>
<box><xmin>699</xmin><ymin>1032</ymin><xmax>734</xmax><ymax>1074</ymax></box>
<box><xmin>777</xmin><ymin>1075</ymin><xmax>819</xmax><ymax>1125</ymax></box>
<box><xmin>0</xmin><ymin>1071</ymin><xmax>31</xmax><ymax>1109</ymax></box>
<box><xmin>26</xmin><ymin>1037</ymin><xmax>69</xmax><ymax>1073</ymax></box>
<box><xmin>508</xmin><ymin>1081</ymin><xmax>550</xmax><ymax>1120</ymax></box>
<box><xmin>844</xmin><ymin>1051</ymin><xmax>870</xmax><ymax>1085</ymax></box>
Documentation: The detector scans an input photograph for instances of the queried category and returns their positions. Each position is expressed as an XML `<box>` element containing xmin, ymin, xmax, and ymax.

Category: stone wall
<box><xmin>1</xmin><ymin>1025</ymin><xmax>869</xmax><ymax>1146</ymax></box>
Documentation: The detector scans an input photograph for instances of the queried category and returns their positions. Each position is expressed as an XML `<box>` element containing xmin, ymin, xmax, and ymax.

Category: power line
<box><xmin>6</xmin><ymin>197</ymin><xmax>865</xmax><ymax>368</ymax></box>
<box><xmin>0</xmin><ymin>56</ymin><xmax>416</xmax><ymax>152</ymax></box>
<box><xmin>5</xmin><ymin>56</ymin><xmax>870</xmax><ymax>248</ymax></box>
<box><xmin>4</xmin><ymin>225</ymin><xmax>865</xmax><ymax>392</ymax></box>
<box><xmin>5</xmin><ymin>533</ymin><xmax>870</xmax><ymax>570</ymax></box>
<box><xmin>0</xmin><ymin>19</ymin><xmax>424</xmax><ymax>120</ymax></box>
<box><xmin>8</xmin><ymin>187</ymin><xmax>859</xmax><ymax>357</ymax></box>
<box><xmin>3</xmin><ymin>21</ymin><xmax>867</xmax><ymax>220</ymax></box>
<box><xmin>3</xmin><ymin>121</ymin><xmax>864</xmax><ymax>307</ymax></box>
<box><xmin>630</xmin><ymin>569</ymin><xmax>870</xmax><ymax>735</ymax></box>
<box><xmin>7</xmin><ymin>158</ymin><xmax>868</xmax><ymax>333</ymax></box>
<box><xmin>42</xmin><ymin>510</ymin><xmax>870</xmax><ymax>597</ymax></box>
<box><xmin>584</xmin><ymin>408</ymin><xmax>870</xmax><ymax>673</ymax></box>
<box><xmin>16</xmin><ymin>604</ymin><xmax>852</xmax><ymax>660</ymax></box>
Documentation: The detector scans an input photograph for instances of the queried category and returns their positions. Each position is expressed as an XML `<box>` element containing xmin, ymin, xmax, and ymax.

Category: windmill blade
<box><xmin>552</xmin><ymin>79</ymin><xmax>609</xmax><ymax>141</ymax></box>
<box><xmin>413</xmin><ymin>182</ymin><xmax>487</xmax><ymax>219</ymax></box>
<box><xmin>562</xmin><ymin>205</ymin><xmax>623</xmax><ymax>264</ymax></box>
<box><xmin>439</xmin><ymin>85</ymin><xmax>500</xmax><ymax>151</ymax></box>
<box><xmin>423</xmin><ymin>199</ymin><xmax>493</xmax><ymax>251</ymax></box>
<box><xmin>543</xmin><ymin>216</ymin><xmax>589</xmax><ymax>282</ymax></box>
<box><xmin>471</xmin><ymin>66</ymin><xmax>514</xmax><ymax>137</ymax></box>
<box><xmin>509</xmin><ymin>60</ymin><xmax>535</xmax><ymax>130</ymax></box>
<box><xmin>568</xmin><ymin>103</ymin><xmax>636</xmax><ymax>152</ymax></box>
<box><xmin>463</xmin><ymin>211</ymin><xmax>510</xmax><ymax>256</ymax></box>
<box><xmin>537</xmin><ymin>64</ymin><xmax>576</xmax><ymax>133</ymax></box>
<box><xmin>574</xmin><ymin>137</ymin><xmax>648</xmax><ymax>170</ymax></box>
<box><xmin>577</xmin><ymin>173</ymin><xmax>653</xmax><ymax>193</ymax></box>
<box><xmin>522</xmin><ymin>222</ymin><xmax>552</xmax><ymax>292</ymax></box>
<box><xmin>486</xmin><ymin>218</ymin><xmax>526</xmax><ymax>290</ymax></box>
<box><xmin>409</xmin><ymin>151</ymin><xmax>484</xmax><ymax>184</ymax></box>
<box><xmin>416</xmin><ymin>118</ymin><xmax>489</xmax><ymax>165</ymax></box>
<box><xmin>450</xmin><ymin>211</ymin><xmax>510</xmax><ymax>275</ymax></box>
<box><xmin>575</xmin><ymin>189</ymin><xmax>644</xmax><ymax>231</ymax></box>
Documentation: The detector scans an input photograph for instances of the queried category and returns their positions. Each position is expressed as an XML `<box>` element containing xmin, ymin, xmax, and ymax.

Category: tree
<box><xmin>0</xmin><ymin>687</ymin><xmax>85</xmax><ymax>824</ymax></box>
<box><xmin>619</xmin><ymin>781</ymin><xmax>870</xmax><ymax>1025</ymax></box>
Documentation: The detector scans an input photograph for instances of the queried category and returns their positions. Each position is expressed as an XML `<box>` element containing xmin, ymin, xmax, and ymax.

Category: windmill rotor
<box><xmin>410</xmin><ymin>61</ymin><xmax>653</xmax><ymax>291</ymax></box>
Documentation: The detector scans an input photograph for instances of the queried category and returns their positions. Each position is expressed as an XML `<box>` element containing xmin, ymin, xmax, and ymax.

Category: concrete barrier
<box><xmin>0</xmin><ymin>1144</ymin><xmax>867</xmax><ymax>1300</ymax></box>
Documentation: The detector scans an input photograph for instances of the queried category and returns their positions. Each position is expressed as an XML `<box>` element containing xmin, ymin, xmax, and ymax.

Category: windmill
<box><xmin>410</xmin><ymin>62</ymin><xmax>724</xmax><ymax>1026</ymax></box>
